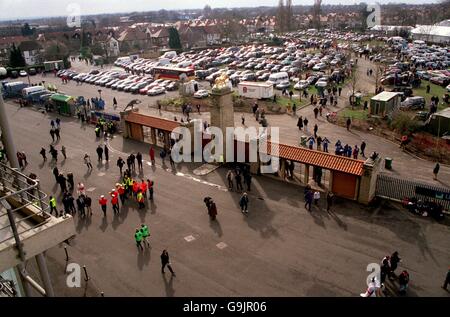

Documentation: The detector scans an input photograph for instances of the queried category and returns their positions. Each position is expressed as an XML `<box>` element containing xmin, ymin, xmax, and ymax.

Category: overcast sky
<box><xmin>0</xmin><ymin>0</ymin><xmax>441</xmax><ymax>20</ymax></box>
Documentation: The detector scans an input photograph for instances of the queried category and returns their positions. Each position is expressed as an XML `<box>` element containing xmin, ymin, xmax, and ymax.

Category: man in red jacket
<box><xmin>111</xmin><ymin>194</ymin><xmax>119</xmax><ymax>214</ymax></box>
<box><xmin>117</xmin><ymin>183</ymin><xmax>126</xmax><ymax>205</ymax></box>
<box><xmin>132</xmin><ymin>180</ymin><xmax>139</xmax><ymax>199</ymax></box>
<box><xmin>99</xmin><ymin>195</ymin><xmax>108</xmax><ymax>217</ymax></box>
<box><xmin>140</xmin><ymin>179</ymin><xmax>148</xmax><ymax>199</ymax></box>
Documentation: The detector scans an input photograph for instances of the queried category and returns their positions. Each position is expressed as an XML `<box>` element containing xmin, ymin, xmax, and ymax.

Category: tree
<box><xmin>168</xmin><ymin>27</ymin><xmax>182</xmax><ymax>50</ymax></box>
<box><xmin>203</xmin><ymin>5</ymin><xmax>212</xmax><ymax>17</ymax></box>
<box><xmin>285</xmin><ymin>0</ymin><xmax>294</xmax><ymax>31</ymax></box>
<box><xmin>276</xmin><ymin>0</ymin><xmax>286</xmax><ymax>33</ymax></box>
<box><xmin>44</xmin><ymin>42</ymin><xmax>69</xmax><ymax>61</ymax></box>
<box><xmin>91</xmin><ymin>42</ymin><xmax>106</xmax><ymax>56</ymax></box>
<box><xmin>312</xmin><ymin>0</ymin><xmax>322</xmax><ymax>30</ymax></box>
<box><xmin>8</xmin><ymin>44</ymin><xmax>26</xmax><ymax>68</ymax></box>
<box><xmin>21</xmin><ymin>23</ymin><xmax>34</xmax><ymax>36</ymax></box>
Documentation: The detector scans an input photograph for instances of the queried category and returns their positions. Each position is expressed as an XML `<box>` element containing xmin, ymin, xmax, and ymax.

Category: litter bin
<box><xmin>385</xmin><ymin>157</ymin><xmax>393</xmax><ymax>169</ymax></box>
<box><xmin>300</xmin><ymin>136</ymin><xmax>308</xmax><ymax>147</ymax></box>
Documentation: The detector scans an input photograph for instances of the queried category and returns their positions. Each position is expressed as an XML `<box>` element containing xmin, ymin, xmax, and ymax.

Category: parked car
<box><xmin>194</xmin><ymin>89</ymin><xmax>209</xmax><ymax>98</ymax></box>
<box><xmin>400</xmin><ymin>96</ymin><xmax>426</xmax><ymax>110</ymax></box>
<box><xmin>294</xmin><ymin>80</ymin><xmax>309</xmax><ymax>90</ymax></box>
<box><xmin>19</xmin><ymin>70</ymin><xmax>27</xmax><ymax>77</ymax></box>
<box><xmin>148</xmin><ymin>86</ymin><xmax>166</xmax><ymax>96</ymax></box>
<box><xmin>275</xmin><ymin>80</ymin><xmax>290</xmax><ymax>90</ymax></box>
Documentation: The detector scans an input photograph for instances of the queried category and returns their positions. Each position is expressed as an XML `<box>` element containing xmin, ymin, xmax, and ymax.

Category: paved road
<box><xmin>3</xmin><ymin>102</ymin><xmax>450</xmax><ymax>297</ymax></box>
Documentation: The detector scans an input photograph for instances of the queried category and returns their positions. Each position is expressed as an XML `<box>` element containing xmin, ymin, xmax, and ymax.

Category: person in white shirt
<box><xmin>313</xmin><ymin>191</ymin><xmax>320</xmax><ymax>206</ymax></box>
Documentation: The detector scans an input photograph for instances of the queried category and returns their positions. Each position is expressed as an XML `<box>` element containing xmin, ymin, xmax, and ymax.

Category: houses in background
<box><xmin>18</xmin><ymin>40</ymin><xmax>43</xmax><ymax>65</ymax></box>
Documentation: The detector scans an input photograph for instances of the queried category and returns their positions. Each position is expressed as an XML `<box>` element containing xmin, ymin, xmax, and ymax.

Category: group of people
<box><xmin>303</xmin><ymin>185</ymin><xmax>334</xmax><ymax>212</ymax></box>
<box><xmin>226</xmin><ymin>165</ymin><xmax>252</xmax><ymax>192</ymax></box>
<box><xmin>334</xmin><ymin>140</ymin><xmax>367</xmax><ymax>159</ymax></box>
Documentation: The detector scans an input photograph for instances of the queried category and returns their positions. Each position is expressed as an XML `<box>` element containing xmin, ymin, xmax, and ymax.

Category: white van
<box><xmin>267</xmin><ymin>72</ymin><xmax>289</xmax><ymax>86</ymax></box>
<box><xmin>22</xmin><ymin>86</ymin><xmax>45</xmax><ymax>97</ymax></box>
<box><xmin>158</xmin><ymin>57</ymin><xmax>171</xmax><ymax>66</ymax></box>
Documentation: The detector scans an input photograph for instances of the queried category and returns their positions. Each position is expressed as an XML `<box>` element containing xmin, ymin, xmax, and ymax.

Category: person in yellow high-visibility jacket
<box><xmin>49</xmin><ymin>196</ymin><xmax>57</xmax><ymax>216</ymax></box>
<box><xmin>137</xmin><ymin>191</ymin><xmax>145</xmax><ymax>209</ymax></box>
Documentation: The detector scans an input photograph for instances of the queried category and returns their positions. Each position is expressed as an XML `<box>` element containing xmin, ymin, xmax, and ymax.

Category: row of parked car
<box><xmin>57</xmin><ymin>69</ymin><xmax>178</xmax><ymax>96</ymax></box>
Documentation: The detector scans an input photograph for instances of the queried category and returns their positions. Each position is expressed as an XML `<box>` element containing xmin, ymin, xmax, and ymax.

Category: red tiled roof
<box><xmin>265</xmin><ymin>142</ymin><xmax>364</xmax><ymax>176</ymax></box>
<box><xmin>125</xmin><ymin>112</ymin><xmax>180</xmax><ymax>132</ymax></box>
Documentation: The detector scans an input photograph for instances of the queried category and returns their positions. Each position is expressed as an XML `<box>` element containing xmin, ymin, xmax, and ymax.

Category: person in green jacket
<box><xmin>140</xmin><ymin>224</ymin><xmax>150</xmax><ymax>247</ymax></box>
<box><xmin>134</xmin><ymin>228</ymin><xmax>143</xmax><ymax>251</ymax></box>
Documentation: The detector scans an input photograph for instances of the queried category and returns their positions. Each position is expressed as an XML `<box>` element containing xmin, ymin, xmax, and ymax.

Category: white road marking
<box><xmin>184</xmin><ymin>235</ymin><xmax>196</xmax><ymax>242</ymax></box>
<box><xmin>97</xmin><ymin>172</ymin><xmax>105</xmax><ymax>177</ymax></box>
<box><xmin>216</xmin><ymin>242</ymin><xmax>227</xmax><ymax>249</ymax></box>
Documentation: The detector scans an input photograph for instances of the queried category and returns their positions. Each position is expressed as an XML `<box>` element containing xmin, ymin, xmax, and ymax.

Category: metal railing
<box><xmin>0</xmin><ymin>162</ymin><xmax>51</xmax><ymax>245</ymax></box>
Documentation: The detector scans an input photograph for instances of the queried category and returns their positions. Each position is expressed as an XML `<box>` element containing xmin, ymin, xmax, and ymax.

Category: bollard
<box><xmin>64</xmin><ymin>246</ymin><xmax>69</xmax><ymax>261</ymax></box>
<box><xmin>83</xmin><ymin>265</ymin><xmax>90</xmax><ymax>282</ymax></box>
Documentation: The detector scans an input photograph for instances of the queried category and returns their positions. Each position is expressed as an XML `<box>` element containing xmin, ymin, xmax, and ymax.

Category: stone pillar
<box><xmin>209</xmin><ymin>88</ymin><xmax>234</xmax><ymax>162</ymax></box>
<box><xmin>280</xmin><ymin>159</ymin><xmax>286</xmax><ymax>179</ymax></box>
<box><xmin>119</xmin><ymin>106</ymin><xmax>139</xmax><ymax>139</ymax></box>
<box><xmin>150</xmin><ymin>128</ymin><xmax>156</xmax><ymax>145</ymax></box>
<box><xmin>304</xmin><ymin>164</ymin><xmax>309</xmax><ymax>184</ymax></box>
<box><xmin>358</xmin><ymin>156</ymin><xmax>382</xmax><ymax>205</ymax></box>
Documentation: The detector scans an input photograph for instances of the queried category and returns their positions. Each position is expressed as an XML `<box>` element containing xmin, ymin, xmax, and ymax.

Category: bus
<box><xmin>152</xmin><ymin>66</ymin><xmax>195</xmax><ymax>81</ymax></box>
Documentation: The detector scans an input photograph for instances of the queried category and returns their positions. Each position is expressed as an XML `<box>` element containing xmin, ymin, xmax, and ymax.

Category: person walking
<box><xmin>147</xmin><ymin>179</ymin><xmax>154</xmax><ymax>201</ymax></box>
<box><xmin>130</xmin><ymin>153</ymin><xmax>136</xmax><ymax>171</ymax></box>
<box><xmin>134</xmin><ymin>229</ymin><xmax>144</xmax><ymax>251</ymax></box>
<box><xmin>322</xmin><ymin>137</ymin><xmax>330</xmax><ymax>153</ymax></box>
<box><xmin>49</xmin><ymin>196</ymin><xmax>57</xmax><ymax>215</ymax></box>
<box><xmin>303</xmin><ymin>117</ymin><xmax>309</xmax><ymax>132</ymax></box>
<box><xmin>313</xmin><ymin>190</ymin><xmax>320</xmax><ymax>206</ymax></box>
<box><xmin>84</xmin><ymin>154</ymin><xmax>93</xmax><ymax>170</ymax></box>
<box><xmin>96</xmin><ymin>145</ymin><xmax>103</xmax><ymax>162</ymax></box>
<box><xmin>136</xmin><ymin>152</ymin><xmax>143</xmax><ymax>170</ymax></box>
<box><xmin>137</xmin><ymin>191</ymin><xmax>145</xmax><ymax>209</ymax></box>
<box><xmin>244</xmin><ymin>172</ymin><xmax>252</xmax><ymax>191</ymax></box>
<box><xmin>140</xmin><ymin>224</ymin><xmax>150</xmax><ymax>247</ymax></box>
<box><xmin>76</xmin><ymin>195</ymin><xmax>86</xmax><ymax>217</ymax></box>
<box><xmin>433</xmin><ymin>162</ymin><xmax>440</xmax><ymax>180</ymax></box>
<box><xmin>353</xmin><ymin>145</ymin><xmax>359</xmax><ymax>159</ymax></box>
<box><xmin>235</xmin><ymin>172</ymin><xmax>243</xmax><ymax>191</ymax></box>
<box><xmin>99</xmin><ymin>195</ymin><xmax>107</xmax><ymax>217</ymax></box>
<box><xmin>313</xmin><ymin>124</ymin><xmax>318</xmax><ymax>138</ymax></box>
<box><xmin>346</xmin><ymin>117</ymin><xmax>351</xmax><ymax>131</ymax></box>
<box><xmin>313</xmin><ymin>107</ymin><xmax>319</xmax><ymax>119</ymax></box>
<box><xmin>360</xmin><ymin>141</ymin><xmax>367</xmax><ymax>158</ymax></box>
<box><xmin>50</xmin><ymin>128</ymin><xmax>55</xmax><ymax>142</ymax></box>
<box><xmin>61</xmin><ymin>146</ymin><xmax>67</xmax><ymax>159</ymax></box>
<box><xmin>117</xmin><ymin>157</ymin><xmax>125</xmax><ymax>175</ymax></box>
<box><xmin>111</xmin><ymin>193</ymin><xmax>119</xmax><ymax>214</ymax></box>
<box><xmin>113</xmin><ymin>97</ymin><xmax>117</xmax><ymax>108</ymax></box>
<box><xmin>161</xmin><ymin>250</ymin><xmax>175</xmax><ymax>276</ymax></box>
<box><xmin>104</xmin><ymin>144</ymin><xmax>109</xmax><ymax>162</ymax></box>
<box><xmin>85</xmin><ymin>195</ymin><xmax>92</xmax><ymax>216</ymax></box>
<box><xmin>390</xmin><ymin>251</ymin><xmax>401</xmax><ymax>278</ymax></box>
<box><xmin>239</xmin><ymin>192</ymin><xmax>249</xmax><ymax>213</ymax></box>
<box><xmin>149</xmin><ymin>147</ymin><xmax>155</xmax><ymax>166</ymax></box>
<box><xmin>304</xmin><ymin>189</ymin><xmax>313</xmax><ymax>212</ymax></box>
<box><xmin>207</xmin><ymin>198</ymin><xmax>218</xmax><ymax>220</ymax></box>
<box><xmin>58</xmin><ymin>173</ymin><xmax>67</xmax><ymax>193</ymax></box>
<box><xmin>67</xmin><ymin>172</ymin><xmax>74</xmax><ymax>190</ymax></box>
<box><xmin>297</xmin><ymin>116</ymin><xmax>303</xmax><ymax>131</ymax></box>
<box><xmin>292</xmin><ymin>103</ymin><xmax>297</xmax><ymax>116</ymax></box>
<box><xmin>326</xmin><ymin>191</ymin><xmax>333</xmax><ymax>212</ymax></box>
<box><xmin>226</xmin><ymin>170</ymin><xmax>234</xmax><ymax>190</ymax></box>
<box><xmin>56</xmin><ymin>117</ymin><xmax>61</xmax><ymax>128</ymax></box>
<box><xmin>52</xmin><ymin>166</ymin><xmax>59</xmax><ymax>183</ymax></box>
<box><xmin>39</xmin><ymin>147</ymin><xmax>47</xmax><ymax>161</ymax></box>
<box><xmin>55</xmin><ymin>128</ymin><xmax>60</xmax><ymax>141</ymax></box>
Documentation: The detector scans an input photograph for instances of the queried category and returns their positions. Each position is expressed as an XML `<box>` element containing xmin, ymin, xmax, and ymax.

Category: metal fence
<box><xmin>0</xmin><ymin>162</ymin><xmax>50</xmax><ymax>245</ymax></box>
<box><xmin>376</xmin><ymin>173</ymin><xmax>450</xmax><ymax>211</ymax></box>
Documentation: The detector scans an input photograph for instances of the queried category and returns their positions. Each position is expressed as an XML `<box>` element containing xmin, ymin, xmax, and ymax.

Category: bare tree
<box><xmin>312</xmin><ymin>0</ymin><xmax>322</xmax><ymax>30</ymax></box>
<box><xmin>276</xmin><ymin>0</ymin><xmax>286</xmax><ymax>33</ymax></box>
<box><xmin>285</xmin><ymin>0</ymin><xmax>293</xmax><ymax>31</ymax></box>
